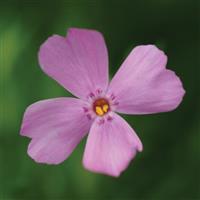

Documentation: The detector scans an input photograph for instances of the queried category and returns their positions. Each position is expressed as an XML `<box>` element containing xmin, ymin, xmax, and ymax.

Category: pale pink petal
<box><xmin>27</xmin><ymin>131</ymin><xmax>85</xmax><ymax>164</ymax></box>
<box><xmin>108</xmin><ymin>45</ymin><xmax>185</xmax><ymax>114</ymax></box>
<box><xmin>20</xmin><ymin>98</ymin><xmax>92</xmax><ymax>164</ymax></box>
<box><xmin>20</xmin><ymin>97</ymin><xmax>91</xmax><ymax>138</ymax></box>
<box><xmin>38</xmin><ymin>28</ymin><xmax>109</xmax><ymax>99</ymax></box>
<box><xmin>83</xmin><ymin>113</ymin><xmax>143</xmax><ymax>177</ymax></box>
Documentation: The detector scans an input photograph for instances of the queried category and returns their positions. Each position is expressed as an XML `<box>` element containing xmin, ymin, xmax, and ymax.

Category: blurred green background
<box><xmin>1</xmin><ymin>0</ymin><xmax>199</xmax><ymax>199</ymax></box>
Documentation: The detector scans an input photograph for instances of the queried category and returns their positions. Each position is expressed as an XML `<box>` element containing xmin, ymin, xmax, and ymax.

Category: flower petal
<box><xmin>108</xmin><ymin>45</ymin><xmax>185</xmax><ymax>114</ymax></box>
<box><xmin>20</xmin><ymin>97</ymin><xmax>91</xmax><ymax>138</ymax></box>
<box><xmin>38</xmin><ymin>28</ymin><xmax>109</xmax><ymax>99</ymax></box>
<box><xmin>28</xmin><ymin>131</ymin><xmax>83</xmax><ymax>164</ymax></box>
<box><xmin>83</xmin><ymin>113</ymin><xmax>142</xmax><ymax>177</ymax></box>
<box><xmin>20</xmin><ymin>98</ymin><xmax>92</xmax><ymax>164</ymax></box>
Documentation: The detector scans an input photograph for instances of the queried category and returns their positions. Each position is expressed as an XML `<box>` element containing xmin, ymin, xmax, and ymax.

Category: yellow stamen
<box><xmin>93</xmin><ymin>98</ymin><xmax>110</xmax><ymax>116</ymax></box>
<box><xmin>102</xmin><ymin>104</ymin><xmax>109</xmax><ymax>113</ymax></box>
<box><xmin>95</xmin><ymin>106</ymin><xmax>104</xmax><ymax>116</ymax></box>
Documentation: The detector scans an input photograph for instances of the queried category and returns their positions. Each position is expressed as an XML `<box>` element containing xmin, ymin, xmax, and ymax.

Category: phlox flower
<box><xmin>20</xmin><ymin>28</ymin><xmax>185</xmax><ymax>177</ymax></box>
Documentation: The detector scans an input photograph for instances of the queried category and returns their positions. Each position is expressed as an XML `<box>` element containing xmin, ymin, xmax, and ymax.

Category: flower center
<box><xmin>93</xmin><ymin>98</ymin><xmax>110</xmax><ymax>116</ymax></box>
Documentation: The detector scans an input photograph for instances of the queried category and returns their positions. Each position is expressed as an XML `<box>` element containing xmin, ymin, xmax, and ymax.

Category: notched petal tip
<box><xmin>82</xmin><ymin>113</ymin><xmax>142</xmax><ymax>177</ymax></box>
<box><xmin>27</xmin><ymin>143</ymin><xmax>63</xmax><ymax>165</ymax></box>
<box><xmin>20</xmin><ymin>125</ymin><xmax>27</xmax><ymax>137</ymax></box>
<box><xmin>20</xmin><ymin>105</ymin><xmax>34</xmax><ymax>138</ymax></box>
<box><xmin>37</xmin><ymin>28</ymin><xmax>109</xmax><ymax>99</ymax></box>
<box><xmin>82</xmin><ymin>146</ymin><xmax>139</xmax><ymax>177</ymax></box>
<box><xmin>135</xmin><ymin>44</ymin><xmax>167</xmax><ymax>55</ymax></box>
<box><xmin>108</xmin><ymin>44</ymin><xmax>185</xmax><ymax>115</ymax></box>
<box><xmin>38</xmin><ymin>34</ymin><xmax>64</xmax><ymax>71</ymax></box>
<box><xmin>82</xmin><ymin>160</ymin><xmax>121</xmax><ymax>177</ymax></box>
<box><xmin>20</xmin><ymin>98</ymin><xmax>92</xmax><ymax>166</ymax></box>
<box><xmin>164</xmin><ymin>69</ymin><xmax>186</xmax><ymax>112</ymax></box>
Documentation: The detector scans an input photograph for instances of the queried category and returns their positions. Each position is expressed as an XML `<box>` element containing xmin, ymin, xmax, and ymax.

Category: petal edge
<box><xmin>38</xmin><ymin>28</ymin><xmax>109</xmax><ymax>99</ymax></box>
<box><xmin>108</xmin><ymin>45</ymin><xmax>185</xmax><ymax>115</ymax></box>
<box><xmin>83</xmin><ymin>113</ymin><xmax>142</xmax><ymax>177</ymax></box>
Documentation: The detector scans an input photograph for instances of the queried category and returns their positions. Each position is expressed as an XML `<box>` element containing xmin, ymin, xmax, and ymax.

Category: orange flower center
<box><xmin>93</xmin><ymin>98</ymin><xmax>110</xmax><ymax>116</ymax></box>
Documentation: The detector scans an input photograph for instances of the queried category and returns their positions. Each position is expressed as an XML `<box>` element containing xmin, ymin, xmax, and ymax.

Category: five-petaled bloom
<box><xmin>20</xmin><ymin>28</ymin><xmax>185</xmax><ymax>177</ymax></box>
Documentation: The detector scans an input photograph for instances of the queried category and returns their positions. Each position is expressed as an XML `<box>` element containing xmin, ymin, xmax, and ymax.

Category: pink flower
<box><xmin>20</xmin><ymin>28</ymin><xmax>185</xmax><ymax>177</ymax></box>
